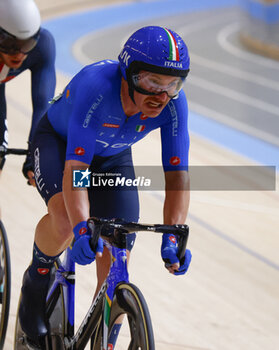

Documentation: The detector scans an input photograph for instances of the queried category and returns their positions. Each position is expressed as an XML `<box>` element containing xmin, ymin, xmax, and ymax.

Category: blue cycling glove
<box><xmin>161</xmin><ymin>233</ymin><xmax>192</xmax><ymax>276</ymax></box>
<box><xmin>71</xmin><ymin>221</ymin><xmax>103</xmax><ymax>265</ymax></box>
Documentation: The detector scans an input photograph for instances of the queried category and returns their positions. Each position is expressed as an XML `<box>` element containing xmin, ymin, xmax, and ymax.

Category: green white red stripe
<box><xmin>163</xmin><ymin>28</ymin><xmax>179</xmax><ymax>61</ymax></box>
<box><xmin>103</xmin><ymin>293</ymin><xmax>112</xmax><ymax>349</ymax></box>
<box><xmin>136</xmin><ymin>125</ymin><xmax>145</xmax><ymax>132</ymax></box>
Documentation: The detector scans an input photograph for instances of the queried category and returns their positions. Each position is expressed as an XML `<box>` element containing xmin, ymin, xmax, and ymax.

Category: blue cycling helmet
<box><xmin>118</xmin><ymin>26</ymin><xmax>190</xmax><ymax>101</ymax></box>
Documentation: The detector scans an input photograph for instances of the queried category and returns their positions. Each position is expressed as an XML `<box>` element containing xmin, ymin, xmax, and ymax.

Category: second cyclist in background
<box><xmin>0</xmin><ymin>0</ymin><xmax>56</xmax><ymax>186</ymax></box>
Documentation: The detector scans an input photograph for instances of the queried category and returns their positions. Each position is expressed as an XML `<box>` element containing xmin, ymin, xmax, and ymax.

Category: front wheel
<box><xmin>92</xmin><ymin>282</ymin><xmax>155</xmax><ymax>350</ymax></box>
<box><xmin>0</xmin><ymin>221</ymin><xmax>11</xmax><ymax>350</ymax></box>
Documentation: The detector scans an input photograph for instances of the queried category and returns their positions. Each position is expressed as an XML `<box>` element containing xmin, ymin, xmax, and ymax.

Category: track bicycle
<box><xmin>0</xmin><ymin>147</ymin><xmax>28</xmax><ymax>350</ymax></box>
<box><xmin>14</xmin><ymin>217</ymin><xmax>189</xmax><ymax>350</ymax></box>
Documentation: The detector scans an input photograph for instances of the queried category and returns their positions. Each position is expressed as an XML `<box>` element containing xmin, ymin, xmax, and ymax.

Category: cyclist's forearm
<box><xmin>63</xmin><ymin>160</ymin><xmax>90</xmax><ymax>228</ymax></box>
<box><xmin>163</xmin><ymin>190</ymin><xmax>189</xmax><ymax>224</ymax></box>
<box><xmin>163</xmin><ymin>170</ymin><xmax>190</xmax><ymax>225</ymax></box>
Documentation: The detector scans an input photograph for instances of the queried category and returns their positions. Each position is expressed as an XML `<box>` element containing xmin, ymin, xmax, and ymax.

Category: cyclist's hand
<box><xmin>26</xmin><ymin>170</ymin><xmax>36</xmax><ymax>186</ymax></box>
<box><xmin>71</xmin><ymin>221</ymin><xmax>103</xmax><ymax>265</ymax></box>
<box><xmin>22</xmin><ymin>153</ymin><xmax>35</xmax><ymax>186</ymax></box>
<box><xmin>161</xmin><ymin>233</ymin><xmax>192</xmax><ymax>276</ymax></box>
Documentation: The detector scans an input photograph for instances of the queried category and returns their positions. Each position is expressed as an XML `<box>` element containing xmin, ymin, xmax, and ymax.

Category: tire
<box><xmin>0</xmin><ymin>221</ymin><xmax>11</xmax><ymax>350</ymax></box>
<box><xmin>92</xmin><ymin>282</ymin><xmax>155</xmax><ymax>350</ymax></box>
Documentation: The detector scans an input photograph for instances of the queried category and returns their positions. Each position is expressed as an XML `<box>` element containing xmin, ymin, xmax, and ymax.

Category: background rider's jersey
<box><xmin>0</xmin><ymin>28</ymin><xmax>56</xmax><ymax>146</ymax></box>
<box><xmin>47</xmin><ymin>60</ymin><xmax>189</xmax><ymax>171</ymax></box>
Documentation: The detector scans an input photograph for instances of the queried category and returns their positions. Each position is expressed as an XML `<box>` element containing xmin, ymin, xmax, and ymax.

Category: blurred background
<box><xmin>1</xmin><ymin>0</ymin><xmax>278</xmax><ymax>349</ymax></box>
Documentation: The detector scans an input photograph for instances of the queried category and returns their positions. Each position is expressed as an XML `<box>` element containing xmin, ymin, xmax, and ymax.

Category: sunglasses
<box><xmin>0</xmin><ymin>28</ymin><xmax>40</xmax><ymax>55</ymax></box>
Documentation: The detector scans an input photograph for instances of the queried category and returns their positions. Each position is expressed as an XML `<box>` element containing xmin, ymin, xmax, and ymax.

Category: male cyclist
<box><xmin>19</xmin><ymin>26</ymin><xmax>192</xmax><ymax>348</ymax></box>
<box><xmin>0</xmin><ymin>0</ymin><xmax>56</xmax><ymax>185</ymax></box>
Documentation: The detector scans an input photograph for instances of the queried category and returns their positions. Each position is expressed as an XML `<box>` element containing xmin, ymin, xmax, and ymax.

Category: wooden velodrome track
<box><xmin>1</xmin><ymin>1</ymin><xmax>278</xmax><ymax>349</ymax></box>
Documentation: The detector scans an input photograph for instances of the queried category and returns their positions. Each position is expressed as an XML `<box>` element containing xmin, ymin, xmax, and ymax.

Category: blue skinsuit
<box><xmin>47</xmin><ymin>60</ymin><xmax>189</xmax><ymax>171</ymax></box>
<box><xmin>32</xmin><ymin>60</ymin><xmax>189</xmax><ymax>242</ymax></box>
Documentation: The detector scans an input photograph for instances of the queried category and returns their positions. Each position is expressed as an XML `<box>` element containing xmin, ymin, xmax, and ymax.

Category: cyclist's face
<box><xmin>133</xmin><ymin>72</ymin><xmax>177</xmax><ymax>117</ymax></box>
<box><xmin>0</xmin><ymin>51</ymin><xmax>27</xmax><ymax>68</ymax></box>
<box><xmin>134</xmin><ymin>89</ymin><xmax>169</xmax><ymax>118</ymax></box>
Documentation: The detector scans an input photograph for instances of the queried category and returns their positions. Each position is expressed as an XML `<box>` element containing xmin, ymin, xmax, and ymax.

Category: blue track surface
<box><xmin>240</xmin><ymin>0</ymin><xmax>279</xmax><ymax>24</ymax></box>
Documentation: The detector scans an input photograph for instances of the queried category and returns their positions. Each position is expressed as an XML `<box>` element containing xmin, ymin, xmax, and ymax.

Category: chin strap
<box><xmin>124</xmin><ymin>67</ymin><xmax>137</xmax><ymax>105</ymax></box>
<box><xmin>121</xmin><ymin>76</ymin><xmax>136</xmax><ymax>106</ymax></box>
<box><xmin>127</xmin><ymin>79</ymin><xmax>136</xmax><ymax>104</ymax></box>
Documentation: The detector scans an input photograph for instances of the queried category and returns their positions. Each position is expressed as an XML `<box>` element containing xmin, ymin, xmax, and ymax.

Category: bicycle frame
<box><xmin>43</xmin><ymin>218</ymin><xmax>189</xmax><ymax>350</ymax></box>
<box><xmin>101</xmin><ymin>243</ymin><xmax>129</xmax><ymax>350</ymax></box>
<box><xmin>46</xmin><ymin>240</ymin><xmax>130</xmax><ymax>350</ymax></box>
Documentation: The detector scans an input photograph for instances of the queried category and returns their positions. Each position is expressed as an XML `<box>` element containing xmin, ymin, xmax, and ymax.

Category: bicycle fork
<box><xmin>102</xmin><ymin>245</ymin><xmax>129</xmax><ymax>350</ymax></box>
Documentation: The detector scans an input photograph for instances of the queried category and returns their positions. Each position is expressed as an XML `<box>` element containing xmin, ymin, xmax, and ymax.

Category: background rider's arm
<box><xmin>163</xmin><ymin>170</ymin><xmax>190</xmax><ymax>225</ymax></box>
<box><xmin>63</xmin><ymin>159</ymin><xmax>90</xmax><ymax>228</ymax></box>
<box><xmin>24</xmin><ymin>30</ymin><xmax>56</xmax><ymax>184</ymax></box>
<box><xmin>29</xmin><ymin>30</ymin><xmax>56</xmax><ymax>144</ymax></box>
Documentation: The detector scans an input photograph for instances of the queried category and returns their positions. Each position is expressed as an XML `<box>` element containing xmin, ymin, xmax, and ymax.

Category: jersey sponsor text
<box><xmin>83</xmin><ymin>94</ymin><xmax>103</xmax><ymax>128</ymax></box>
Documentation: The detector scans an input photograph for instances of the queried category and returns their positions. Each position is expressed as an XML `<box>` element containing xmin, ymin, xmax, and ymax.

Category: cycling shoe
<box><xmin>19</xmin><ymin>268</ymin><xmax>49</xmax><ymax>344</ymax></box>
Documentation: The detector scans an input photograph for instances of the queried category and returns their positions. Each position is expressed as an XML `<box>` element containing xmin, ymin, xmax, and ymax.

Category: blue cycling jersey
<box><xmin>0</xmin><ymin>28</ymin><xmax>56</xmax><ymax>148</ymax></box>
<box><xmin>48</xmin><ymin>60</ymin><xmax>189</xmax><ymax>171</ymax></box>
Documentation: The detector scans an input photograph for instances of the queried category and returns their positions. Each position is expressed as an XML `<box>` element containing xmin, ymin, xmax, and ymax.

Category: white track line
<box><xmin>189</xmin><ymin>75</ymin><xmax>279</xmax><ymax>117</ymax></box>
<box><xmin>191</xmin><ymin>53</ymin><xmax>279</xmax><ymax>91</ymax></box>
<box><xmin>189</xmin><ymin>101</ymin><xmax>279</xmax><ymax>147</ymax></box>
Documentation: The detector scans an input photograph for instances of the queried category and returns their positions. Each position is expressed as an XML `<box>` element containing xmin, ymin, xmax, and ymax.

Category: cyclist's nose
<box><xmin>155</xmin><ymin>91</ymin><xmax>169</xmax><ymax>102</ymax></box>
<box><xmin>10</xmin><ymin>52</ymin><xmax>26</xmax><ymax>59</ymax></box>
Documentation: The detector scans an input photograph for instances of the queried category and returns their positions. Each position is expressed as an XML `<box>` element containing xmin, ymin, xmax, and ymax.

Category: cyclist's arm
<box><xmin>63</xmin><ymin>159</ymin><xmax>103</xmax><ymax>264</ymax></box>
<box><xmin>160</xmin><ymin>94</ymin><xmax>190</xmax><ymax>274</ymax></box>
<box><xmin>162</xmin><ymin>170</ymin><xmax>190</xmax><ymax>274</ymax></box>
<box><xmin>63</xmin><ymin>159</ymin><xmax>90</xmax><ymax>228</ymax></box>
<box><xmin>160</xmin><ymin>96</ymin><xmax>190</xmax><ymax>225</ymax></box>
<box><xmin>61</xmin><ymin>63</ymin><xmax>107</xmax><ymax>228</ymax></box>
<box><xmin>23</xmin><ymin>30</ymin><xmax>56</xmax><ymax>184</ymax></box>
<box><xmin>29</xmin><ymin>30</ymin><xmax>56</xmax><ymax>144</ymax></box>
<box><xmin>62</xmin><ymin>76</ymin><xmax>100</xmax><ymax>227</ymax></box>
<box><xmin>163</xmin><ymin>170</ymin><xmax>190</xmax><ymax>225</ymax></box>
<box><xmin>26</xmin><ymin>40</ymin><xmax>55</xmax><ymax>183</ymax></box>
